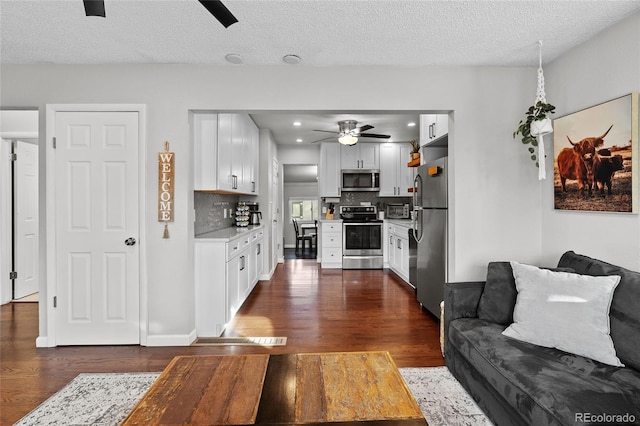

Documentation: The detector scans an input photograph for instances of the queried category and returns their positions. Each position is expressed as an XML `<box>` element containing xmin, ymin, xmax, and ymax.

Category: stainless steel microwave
<box><xmin>341</xmin><ymin>169</ymin><xmax>380</xmax><ymax>192</ymax></box>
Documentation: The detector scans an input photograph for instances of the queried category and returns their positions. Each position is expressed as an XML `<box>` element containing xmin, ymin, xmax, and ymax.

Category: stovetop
<box><xmin>342</xmin><ymin>218</ymin><xmax>383</xmax><ymax>223</ymax></box>
<box><xmin>339</xmin><ymin>205</ymin><xmax>380</xmax><ymax>222</ymax></box>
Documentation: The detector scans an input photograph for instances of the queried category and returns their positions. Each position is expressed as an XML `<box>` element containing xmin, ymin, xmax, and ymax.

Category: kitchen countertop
<box><xmin>195</xmin><ymin>224</ymin><xmax>263</xmax><ymax>242</ymax></box>
<box><xmin>385</xmin><ymin>219</ymin><xmax>413</xmax><ymax>227</ymax></box>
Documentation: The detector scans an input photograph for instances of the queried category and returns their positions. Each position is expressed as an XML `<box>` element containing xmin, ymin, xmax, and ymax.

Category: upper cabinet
<box><xmin>341</xmin><ymin>143</ymin><xmax>380</xmax><ymax>169</ymax></box>
<box><xmin>379</xmin><ymin>143</ymin><xmax>413</xmax><ymax>197</ymax></box>
<box><xmin>319</xmin><ymin>143</ymin><xmax>341</xmax><ymax>197</ymax></box>
<box><xmin>193</xmin><ymin>112</ymin><xmax>259</xmax><ymax>195</ymax></box>
<box><xmin>420</xmin><ymin>114</ymin><xmax>448</xmax><ymax>146</ymax></box>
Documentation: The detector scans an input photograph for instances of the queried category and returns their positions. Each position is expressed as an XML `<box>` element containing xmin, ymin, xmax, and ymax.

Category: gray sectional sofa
<box><xmin>444</xmin><ymin>251</ymin><xmax>640</xmax><ymax>426</ymax></box>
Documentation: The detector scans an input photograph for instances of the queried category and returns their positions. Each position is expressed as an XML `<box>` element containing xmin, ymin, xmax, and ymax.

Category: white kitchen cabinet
<box><xmin>320</xmin><ymin>220</ymin><xmax>343</xmax><ymax>268</ymax></box>
<box><xmin>420</xmin><ymin>114</ymin><xmax>448</xmax><ymax>146</ymax></box>
<box><xmin>319</xmin><ymin>143</ymin><xmax>341</xmax><ymax>197</ymax></box>
<box><xmin>248</xmin><ymin>229</ymin><xmax>264</xmax><ymax>292</ymax></box>
<box><xmin>386</xmin><ymin>221</ymin><xmax>411</xmax><ymax>283</ymax></box>
<box><xmin>379</xmin><ymin>143</ymin><xmax>414</xmax><ymax>197</ymax></box>
<box><xmin>341</xmin><ymin>143</ymin><xmax>379</xmax><ymax>169</ymax></box>
<box><xmin>240</xmin><ymin>113</ymin><xmax>259</xmax><ymax>194</ymax></box>
<box><xmin>193</xmin><ymin>112</ymin><xmax>259</xmax><ymax>195</ymax></box>
<box><xmin>195</xmin><ymin>226</ymin><xmax>263</xmax><ymax>337</ymax></box>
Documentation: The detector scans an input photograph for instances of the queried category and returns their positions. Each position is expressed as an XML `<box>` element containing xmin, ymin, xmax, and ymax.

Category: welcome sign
<box><xmin>158</xmin><ymin>142</ymin><xmax>174</xmax><ymax>235</ymax></box>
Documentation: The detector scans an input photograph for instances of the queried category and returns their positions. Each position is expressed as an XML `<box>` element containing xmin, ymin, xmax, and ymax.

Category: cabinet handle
<box><xmin>257</xmin><ymin>243</ymin><xmax>261</xmax><ymax>255</ymax></box>
<box><xmin>397</xmin><ymin>239</ymin><xmax>402</xmax><ymax>249</ymax></box>
<box><xmin>240</xmin><ymin>255</ymin><xmax>245</xmax><ymax>271</ymax></box>
<box><xmin>252</xmin><ymin>181</ymin><xmax>256</xmax><ymax>192</ymax></box>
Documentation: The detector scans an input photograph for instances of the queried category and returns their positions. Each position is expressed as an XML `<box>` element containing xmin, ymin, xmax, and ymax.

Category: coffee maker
<box><xmin>244</xmin><ymin>202</ymin><xmax>261</xmax><ymax>225</ymax></box>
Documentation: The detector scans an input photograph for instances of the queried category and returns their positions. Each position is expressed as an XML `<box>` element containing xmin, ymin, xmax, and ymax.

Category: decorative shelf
<box><xmin>407</xmin><ymin>158</ymin><xmax>421</xmax><ymax>168</ymax></box>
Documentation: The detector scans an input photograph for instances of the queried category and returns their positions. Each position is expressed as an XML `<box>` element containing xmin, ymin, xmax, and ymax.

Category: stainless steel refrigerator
<box><xmin>411</xmin><ymin>157</ymin><xmax>448</xmax><ymax>317</ymax></box>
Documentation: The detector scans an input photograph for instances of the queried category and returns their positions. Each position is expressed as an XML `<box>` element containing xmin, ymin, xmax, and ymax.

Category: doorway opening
<box><xmin>283</xmin><ymin>164</ymin><xmax>318</xmax><ymax>259</ymax></box>
<box><xmin>0</xmin><ymin>109</ymin><xmax>40</xmax><ymax>305</ymax></box>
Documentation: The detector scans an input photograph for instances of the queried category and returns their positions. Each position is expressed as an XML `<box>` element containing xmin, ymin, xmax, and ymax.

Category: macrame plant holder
<box><xmin>530</xmin><ymin>40</ymin><xmax>553</xmax><ymax>180</ymax></box>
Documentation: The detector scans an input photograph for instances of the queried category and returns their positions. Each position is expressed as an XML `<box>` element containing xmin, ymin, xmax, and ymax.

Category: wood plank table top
<box><xmin>123</xmin><ymin>351</ymin><xmax>426</xmax><ymax>425</ymax></box>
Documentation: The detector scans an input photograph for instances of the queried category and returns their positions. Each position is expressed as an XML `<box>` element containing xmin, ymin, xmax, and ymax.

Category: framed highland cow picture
<box><xmin>553</xmin><ymin>93</ymin><xmax>638</xmax><ymax>213</ymax></box>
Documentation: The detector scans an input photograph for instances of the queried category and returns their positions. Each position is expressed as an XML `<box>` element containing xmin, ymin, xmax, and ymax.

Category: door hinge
<box><xmin>53</xmin><ymin>137</ymin><xmax>57</xmax><ymax>149</ymax></box>
<box><xmin>53</xmin><ymin>296</ymin><xmax>57</xmax><ymax>308</ymax></box>
<box><xmin>9</xmin><ymin>271</ymin><xmax>17</xmax><ymax>279</ymax></box>
<box><xmin>9</xmin><ymin>153</ymin><xmax>17</xmax><ymax>162</ymax></box>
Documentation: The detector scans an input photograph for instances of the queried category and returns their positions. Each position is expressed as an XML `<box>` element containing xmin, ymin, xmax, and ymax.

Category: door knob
<box><xmin>124</xmin><ymin>237</ymin><xmax>137</xmax><ymax>246</ymax></box>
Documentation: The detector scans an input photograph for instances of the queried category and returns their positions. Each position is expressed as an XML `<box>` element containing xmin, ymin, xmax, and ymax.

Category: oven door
<box><xmin>342</xmin><ymin>222</ymin><xmax>383</xmax><ymax>256</ymax></box>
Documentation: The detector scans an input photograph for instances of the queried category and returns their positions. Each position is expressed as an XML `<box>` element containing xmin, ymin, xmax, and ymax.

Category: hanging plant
<box><xmin>513</xmin><ymin>101</ymin><xmax>556</xmax><ymax>164</ymax></box>
<box><xmin>512</xmin><ymin>40</ymin><xmax>555</xmax><ymax>180</ymax></box>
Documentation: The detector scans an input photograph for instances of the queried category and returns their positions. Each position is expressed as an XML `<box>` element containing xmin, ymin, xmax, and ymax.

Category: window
<box><xmin>289</xmin><ymin>198</ymin><xmax>318</xmax><ymax>221</ymax></box>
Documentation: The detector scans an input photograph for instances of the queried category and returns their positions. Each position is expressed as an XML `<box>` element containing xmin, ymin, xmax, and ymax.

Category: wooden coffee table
<box><xmin>123</xmin><ymin>351</ymin><xmax>426</xmax><ymax>425</ymax></box>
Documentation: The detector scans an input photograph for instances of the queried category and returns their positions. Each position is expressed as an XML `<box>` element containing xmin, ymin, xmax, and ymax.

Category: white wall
<box><xmin>541</xmin><ymin>12</ymin><xmax>640</xmax><ymax>269</ymax></box>
<box><xmin>0</xmin><ymin>63</ymin><xmax>542</xmax><ymax>342</ymax></box>
<box><xmin>255</xmin><ymin>128</ymin><xmax>279</xmax><ymax>277</ymax></box>
<box><xmin>278</xmin><ymin>144</ymin><xmax>320</xmax><ymax>165</ymax></box>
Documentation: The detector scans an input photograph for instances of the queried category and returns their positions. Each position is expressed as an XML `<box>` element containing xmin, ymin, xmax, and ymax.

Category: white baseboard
<box><xmin>259</xmin><ymin>266</ymin><xmax>275</xmax><ymax>281</ymax></box>
<box><xmin>145</xmin><ymin>330</ymin><xmax>197</xmax><ymax>347</ymax></box>
<box><xmin>35</xmin><ymin>335</ymin><xmax>50</xmax><ymax>348</ymax></box>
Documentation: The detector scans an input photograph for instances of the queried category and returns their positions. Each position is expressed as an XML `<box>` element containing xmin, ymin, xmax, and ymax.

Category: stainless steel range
<box><xmin>340</xmin><ymin>205</ymin><xmax>383</xmax><ymax>270</ymax></box>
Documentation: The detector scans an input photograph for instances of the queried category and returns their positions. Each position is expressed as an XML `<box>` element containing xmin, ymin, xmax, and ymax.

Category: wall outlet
<box><xmin>223</xmin><ymin>209</ymin><xmax>227</xmax><ymax>218</ymax></box>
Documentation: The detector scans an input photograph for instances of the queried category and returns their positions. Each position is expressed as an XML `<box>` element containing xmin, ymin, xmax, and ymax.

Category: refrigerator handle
<box><xmin>412</xmin><ymin>173</ymin><xmax>421</xmax><ymax>211</ymax></box>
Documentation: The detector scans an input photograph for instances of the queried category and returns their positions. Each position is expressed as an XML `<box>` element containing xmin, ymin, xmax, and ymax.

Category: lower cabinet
<box><xmin>320</xmin><ymin>221</ymin><xmax>343</xmax><ymax>268</ymax></box>
<box><xmin>386</xmin><ymin>221</ymin><xmax>411</xmax><ymax>283</ymax></box>
<box><xmin>195</xmin><ymin>227</ymin><xmax>263</xmax><ymax>337</ymax></box>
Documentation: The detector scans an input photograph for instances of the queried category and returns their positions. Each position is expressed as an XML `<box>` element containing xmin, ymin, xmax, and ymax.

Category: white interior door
<box><xmin>53</xmin><ymin>111</ymin><xmax>140</xmax><ymax>345</ymax></box>
<box><xmin>14</xmin><ymin>141</ymin><xmax>39</xmax><ymax>299</ymax></box>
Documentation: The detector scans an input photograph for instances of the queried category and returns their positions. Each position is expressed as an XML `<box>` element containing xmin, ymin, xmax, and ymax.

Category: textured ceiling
<box><xmin>1</xmin><ymin>0</ymin><xmax>639</xmax><ymax>66</ymax></box>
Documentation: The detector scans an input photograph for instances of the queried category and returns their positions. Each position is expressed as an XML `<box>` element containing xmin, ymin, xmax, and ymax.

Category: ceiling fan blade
<box><xmin>311</xmin><ymin>136</ymin><xmax>336</xmax><ymax>143</ymax></box>
<box><xmin>359</xmin><ymin>133</ymin><xmax>391</xmax><ymax>139</ymax></box>
<box><xmin>83</xmin><ymin>0</ymin><xmax>105</xmax><ymax>17</ymax></box>
<box><xmin>356</xmin><ymin>124</ymin><xmax>374</xmax><ymax>133</ymax></box>
<box><xmin>198</xmin><ymin>0</ymin><xmax>238</xmax><ymax>28</ymax></box>
<box><xmin>312</xmin><ymin>129</ymin><xmax>339</xmax><ymax>134</ymax></box>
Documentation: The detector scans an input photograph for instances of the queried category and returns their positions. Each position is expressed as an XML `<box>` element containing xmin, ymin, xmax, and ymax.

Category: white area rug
<box><xmin>400</xmin><ymin>366</ymin><xmax>494</xmax><ymax>426</ymax></box>
<box><xmin>15</xmin><ymin>367</ymin><xmax>492</xmax><ymax>426</ymax></box>
<box><xmin>14</xmin><ymin>373</ymin><xmax>160</xmax><ymax>426</ymax></box>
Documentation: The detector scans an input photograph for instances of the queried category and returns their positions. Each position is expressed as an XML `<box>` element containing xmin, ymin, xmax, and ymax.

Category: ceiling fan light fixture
<box><xmin>338</xmin><ymin>134</ymin><xmax>358</xmax><ymax>145</ymax></box>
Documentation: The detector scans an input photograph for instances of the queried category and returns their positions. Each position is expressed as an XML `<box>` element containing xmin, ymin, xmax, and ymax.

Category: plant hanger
<box><xmin>513</xmin><ymin>40</ymin><xmax>555</xmax><ymax>180</ymax></box>
<box><xmin>532</xmin><ymin>40</ymin><xmax>552</xmax><ymax>180</ymax></box>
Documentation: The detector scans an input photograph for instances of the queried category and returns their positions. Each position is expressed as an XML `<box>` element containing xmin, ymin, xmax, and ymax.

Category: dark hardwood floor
<box><xmin>0</xmin><ymin>258</ymin><xmax>443</xmax><ymax>424</ymax></box>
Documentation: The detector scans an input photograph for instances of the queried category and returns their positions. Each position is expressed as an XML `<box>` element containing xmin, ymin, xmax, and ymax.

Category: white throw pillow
<box><xmin>502</xmin><ymin>261</ymin><xmax>623</xmax><ymax>367</ymax></box>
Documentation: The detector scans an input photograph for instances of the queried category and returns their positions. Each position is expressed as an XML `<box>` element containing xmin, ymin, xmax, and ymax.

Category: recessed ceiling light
<box><xmin>282</xmin><ymin>54</ymin><xmax>301</xmax><ymax>65</ymax></box>
<box><xmin>293</xmin><ymin>121</ymin><xmax>302</xmax><ymax>126</ymax></box>
<box><xmin>225</xmin><ymin>53</ymin><xmax>244</xmax><ymax>64</ymax></box>
<box><xmin>407</xmin><ymin>122</ymin><xmax>416</xmax><ymax>127</ymax></box>
<box><xmin>296</xmin><ymin>139</ymin><xmax>303</xmax><ymax>143</ymax></box>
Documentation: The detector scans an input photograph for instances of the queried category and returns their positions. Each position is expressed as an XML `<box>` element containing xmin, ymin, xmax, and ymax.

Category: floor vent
<box><xmin>193</xmin><ymin>337</ymin><xmax>287</xmax><ymax>346</ymax></box>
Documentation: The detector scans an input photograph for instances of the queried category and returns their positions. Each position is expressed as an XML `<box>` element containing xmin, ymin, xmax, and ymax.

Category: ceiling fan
<box><xmin>312</xmin><ymin>120</ymin><xmax>391</xmax><ymax>145</ymax></box>
<box><xmin>83</xmin><ymin>0</ymin><xmax>238</xmax><ymax>28</ymax></box>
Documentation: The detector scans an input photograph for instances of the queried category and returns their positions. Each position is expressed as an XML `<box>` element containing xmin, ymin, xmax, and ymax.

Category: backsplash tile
<box><xmin>194</xmin><ymin>192</ymin><xmax>239</xmax><ymax>235</ymax></box>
